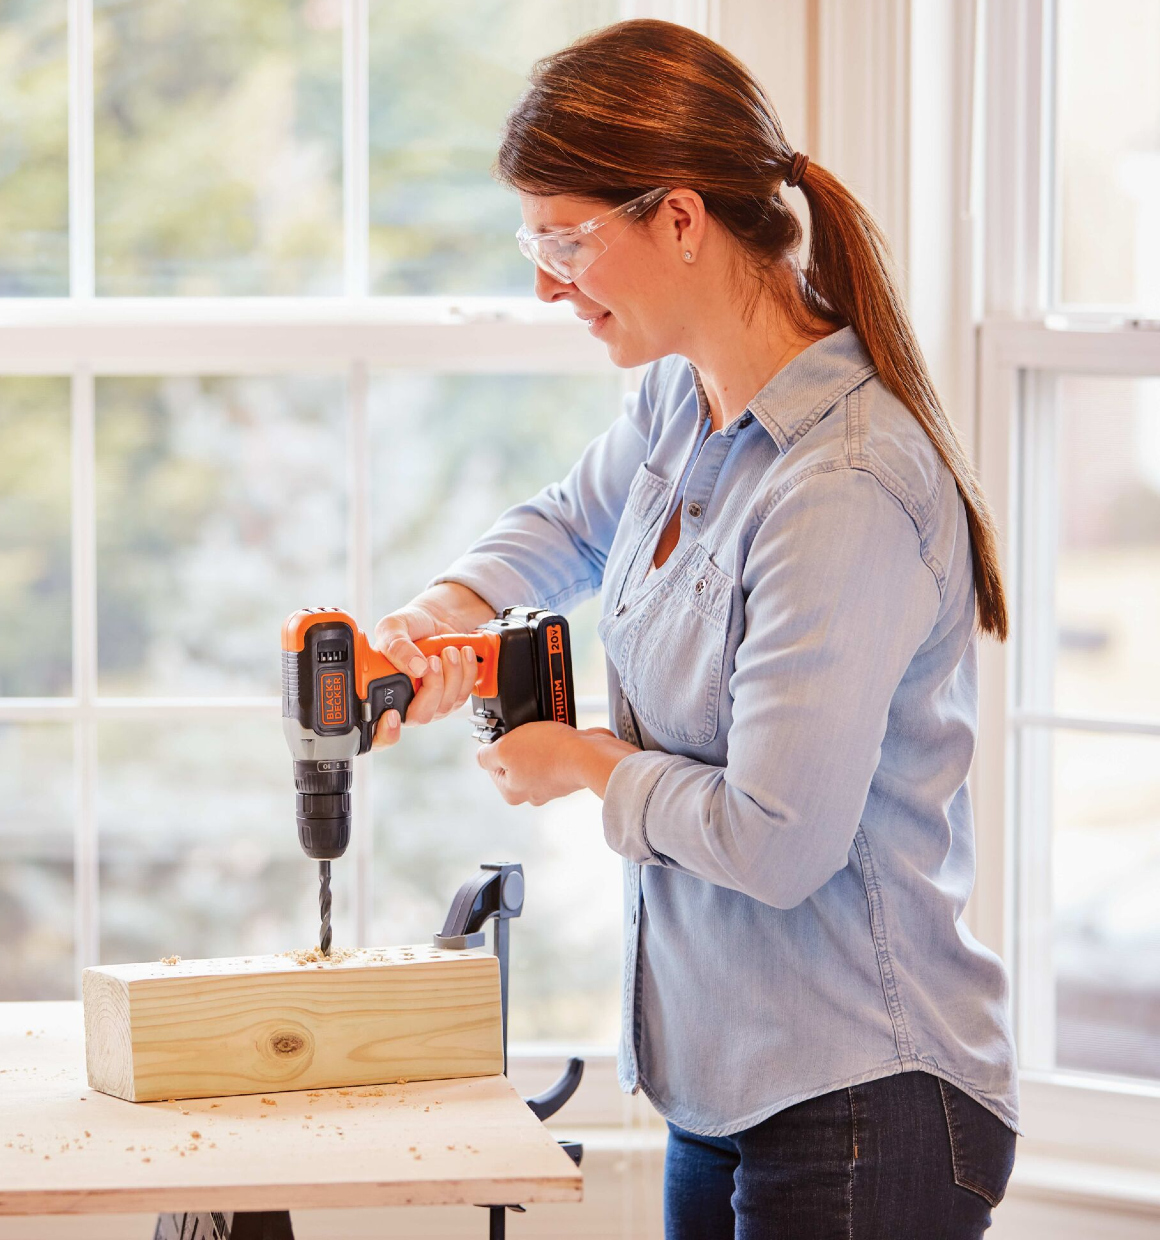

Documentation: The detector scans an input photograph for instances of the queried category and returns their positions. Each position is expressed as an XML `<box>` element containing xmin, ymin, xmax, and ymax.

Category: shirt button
<box><xmin>694</xmin><ymin>579</ymin><xmax>707</xmax><ymax>595</ymax></box>
<box><xmin>686</xmin><ymin>501</ymin><xmax>702</xmax><ymax>518</ymax></box>
<box><xmin>615</xmin><ymin>602</ymin><xmax>626</xmax><ymax>616</ymax></box>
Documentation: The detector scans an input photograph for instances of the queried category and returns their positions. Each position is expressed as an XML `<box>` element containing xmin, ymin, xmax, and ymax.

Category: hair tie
<box><xmin>785</xmin><ymin>152</ymin><xmax>809</xmax><ymax>188</ymax></box>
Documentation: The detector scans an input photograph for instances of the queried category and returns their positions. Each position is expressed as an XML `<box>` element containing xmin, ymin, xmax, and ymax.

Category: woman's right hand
<box><xmin>370</xmin><ymin>585</ymin><xmax>495</xmax><ymax>749</ymax></box>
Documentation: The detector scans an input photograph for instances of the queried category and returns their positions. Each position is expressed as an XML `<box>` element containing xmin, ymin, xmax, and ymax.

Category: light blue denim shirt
<box><xmin>429</xmin><ymin>326</ymin><xmax>1020</xmax><ymax>1137</ymax></box>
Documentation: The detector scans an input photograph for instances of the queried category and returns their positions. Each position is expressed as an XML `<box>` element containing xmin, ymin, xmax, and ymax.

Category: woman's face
<box><xmin>518</xmin><ymin>191</ymin><xmax>698</xmax><ymax>369</ymax></box>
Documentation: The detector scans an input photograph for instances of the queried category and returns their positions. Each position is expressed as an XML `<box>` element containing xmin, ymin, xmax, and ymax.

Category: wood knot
<box><xmin>269</xmin><ymin>1031</ymin><xmax>307</xmax><ymax>1057</ymax></box>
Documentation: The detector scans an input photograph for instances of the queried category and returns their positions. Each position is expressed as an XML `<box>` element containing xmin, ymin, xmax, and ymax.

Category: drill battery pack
<box><xmin>468</xmin><ymin>606</ymin><xmax>576</xmax><ymax>743</ymax></box>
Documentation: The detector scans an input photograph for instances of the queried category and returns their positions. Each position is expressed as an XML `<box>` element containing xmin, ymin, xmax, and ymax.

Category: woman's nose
<box><xmin>533</xmin><ymin>265</ymin><xmax>574</xmax><ymax>302</ymax></box>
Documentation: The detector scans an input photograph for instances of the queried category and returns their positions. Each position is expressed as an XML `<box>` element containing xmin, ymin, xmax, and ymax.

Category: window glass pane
<box><xmin>368</xmin><ymin>370</ymin><xmax>624</xmax><ymax>1041</ymax></box>
<box><xmin>0</xmin><ymin>0</ymin><xmax>69</xmax><ymax>295</ymax></box>
<box><xmin>94</xmin><ymin>0</ymin><xmax>343</xmax><ymax>295</ymax></box>
<box><xmin>0</xmin><ymin>724</ymin><xmax>73</xmax><ymax>998</ymax></box>
<box><xmin>95</xmin><ymin>376</ymin><xmax>346</xmax><ymax>696</ymax></box>
<box><xmin>369</xmin><ymin>371</ymin><xmax>622</xmax><ymax>701</ymax></box>
<box><xmin>0</xmin><ymin>377</ymin><xmax>71</xmax><ymax>696</ymax></box>
<box><xmin>1049</xmin><ymin>729</ymin><xmax>1160</xmax><ymax>1081</ymax></box>
<box><xmin>98</xmin><ymin>718</ymin><xmax>315</xmax><ymax>964</ymax></box>
<box><xmin>1055</xmin><ymin>0</ymin><xmax>1160</xmax><ymax>309</ymax></box>
<box><xmin>1054</xmin><ymin>375</ymin><xmax>1160</xmax><ymax>720</ymax></box>
<box><xmin>368</xmin><ymin>0</ymin><xmax>619</xmax><ymax>295</ymax></box>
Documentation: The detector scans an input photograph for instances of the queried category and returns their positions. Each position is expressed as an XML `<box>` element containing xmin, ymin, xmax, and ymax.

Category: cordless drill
<box><xmin>281</xmin><ymin>605</ymin><xmax>577</xmax><ymax>953</ymax></box>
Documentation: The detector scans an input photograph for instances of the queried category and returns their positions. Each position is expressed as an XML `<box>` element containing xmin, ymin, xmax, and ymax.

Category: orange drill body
<box><xmin>282</xmin><ymin>605</ymin><xmax>576</xmax><ymax>953</ymax></box>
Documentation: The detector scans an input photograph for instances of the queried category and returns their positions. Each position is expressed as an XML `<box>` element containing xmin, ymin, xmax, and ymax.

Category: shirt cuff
<box><xmin>601</xmin><ymin>748</ymin><xmax>680</xmax><ymax>865</ymax></box>
<box><xmin>426</xmin><ymin>553</ymin><xmax>542</xmax><ymax>616</ymax></box>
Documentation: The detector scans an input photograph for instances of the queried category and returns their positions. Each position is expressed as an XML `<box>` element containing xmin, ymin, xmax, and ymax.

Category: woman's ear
<box><xmin>660</xmin><ymin>189</ymin><xmax>708</xmax><ymax>262</ymax></box>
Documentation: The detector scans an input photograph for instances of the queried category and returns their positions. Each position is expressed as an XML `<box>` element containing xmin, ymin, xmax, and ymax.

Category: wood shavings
<box><xmin>189</xmin><ymin>1130</ymin><xmax>201</xmax><ymax>1139</ymax></box>
<box><xmin>279</xmin><ymin>946</ymin><xmax>358</xmax><ymax>966</ymax></box>
<box><xmin>84</xmin><ymin>1130</ymin><xmax>91</xmax><ymax>1138</ymax></box>
<box><xmin>260</xmin><ymin>1097</ymin><xmax>277</xmax><ymax>1106</ymax></box>
<box><xmin>142</xmin><ymin>1157</ymin><xmax>151</xmax><ymax>1163</ymax></box>
<box><xmin>159</xmin><ymin>955</ymin><xmax>181</xmax><ymax>965</ymax></box>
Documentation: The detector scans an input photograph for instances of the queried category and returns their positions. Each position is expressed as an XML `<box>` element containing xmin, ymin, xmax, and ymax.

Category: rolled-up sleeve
<box><xmin>426</xmin><ymin>368</ymin><xmax>661</xmax><ymax>613</ymax></box>
<box><xmin>602</xmin><ymin>466</ymin><xmax>944</xmax><ymax>909</ymax></box>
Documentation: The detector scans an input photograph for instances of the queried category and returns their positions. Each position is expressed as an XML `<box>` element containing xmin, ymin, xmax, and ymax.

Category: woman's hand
<box><xmin>476</xmin><ymin>723</ymin><xmax>641</xmax><ymax>805</ymax></box>
<box><xmin>371</xmin><ymin>584</ymin><xmax>495</xmax><ymax>749</ymax></box>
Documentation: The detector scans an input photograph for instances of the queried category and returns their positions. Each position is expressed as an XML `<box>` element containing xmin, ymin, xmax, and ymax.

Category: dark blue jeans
<box><xmin>664</xmin><ymin>1069</ymin><xmax>1016</xmax><ymax>1239</ymax></box>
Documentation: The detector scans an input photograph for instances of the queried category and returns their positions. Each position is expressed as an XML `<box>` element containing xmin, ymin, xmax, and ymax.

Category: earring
<box><xmin>683</xmin><ymin>250</ymin><xmax>694</xmax><ymax>262</ymax></box>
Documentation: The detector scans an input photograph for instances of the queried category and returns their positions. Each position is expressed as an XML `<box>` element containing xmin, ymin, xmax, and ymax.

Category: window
<box><xmin>0</xmin><ymin>0</ymin><xmax>628</xmax><ymax>1055</ymax></box>
<box><xmin>976</xmin><ymin>0</ymin><xmax>1160</xmax><ymax>1164</ymax></box>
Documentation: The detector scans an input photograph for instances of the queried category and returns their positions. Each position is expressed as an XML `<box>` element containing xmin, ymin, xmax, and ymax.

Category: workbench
<box><xmin>0</xmin><ymin>1002</ymin><xmax>582</xmax><ymax>1221</ymax></box>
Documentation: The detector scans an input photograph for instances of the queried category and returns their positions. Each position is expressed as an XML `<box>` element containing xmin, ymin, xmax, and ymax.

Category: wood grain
<box><xmin>0</xmin><ymin>1002</ymin><xmax>581</xmax><ymax>1215</ymax></box>
<box><xmin>82</xmin><ymin>946</ymin><xmax>503</xmax><ymax>1102</ymax></box>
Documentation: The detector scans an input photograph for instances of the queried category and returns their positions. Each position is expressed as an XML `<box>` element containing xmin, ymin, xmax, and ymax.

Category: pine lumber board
<box><xmin>0</xmin><ymin>1002</ymin><xmax>582</xmax><ymax>1215</ymax></box>
<box><xmin>82</xmin><ymin>945</ymin><xmax>503</xmax><ymax>1102</ymax></box>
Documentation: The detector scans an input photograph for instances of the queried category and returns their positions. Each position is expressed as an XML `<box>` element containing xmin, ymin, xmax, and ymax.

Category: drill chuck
<box><xmin>294</xmin><ymin>760</ymin><xmax>352</xmax><ymax>860</ymax></box>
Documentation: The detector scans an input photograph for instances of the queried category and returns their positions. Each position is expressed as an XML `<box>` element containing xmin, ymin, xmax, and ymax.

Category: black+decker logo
<box><xmin>319</xmin><ymin>671</ymin><xmax>347</xmax><ymax>727</ymax></box>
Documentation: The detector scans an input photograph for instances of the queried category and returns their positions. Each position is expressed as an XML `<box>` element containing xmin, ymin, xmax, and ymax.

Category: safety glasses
<box><xmin>515</xmin><ymin>187</ymin><xmax>669</xmax><ymax>283</ymax></box>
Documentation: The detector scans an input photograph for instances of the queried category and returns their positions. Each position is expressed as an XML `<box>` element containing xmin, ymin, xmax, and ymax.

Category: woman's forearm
<box><xmin>413</xmin><ymin>581</ymin><xmax>498</xmax><ymax>633</ymax></box>
<box><xmin>574</xmin><ymin>729</ymin><xmax>641</xmax><ymax>799</ymax></box>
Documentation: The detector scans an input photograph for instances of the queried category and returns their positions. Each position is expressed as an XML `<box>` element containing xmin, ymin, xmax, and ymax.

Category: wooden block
<box><xmin>82</xmin><ymin>945</ymin><xmax>503</xmax><ymax>1103</ymax></box>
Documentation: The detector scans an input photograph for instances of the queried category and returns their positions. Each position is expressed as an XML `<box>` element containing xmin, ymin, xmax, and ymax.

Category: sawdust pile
<box><xmin>279</xmin><ymin>946</ymin><xmax>359</xmax><ymax>966</ymax></box>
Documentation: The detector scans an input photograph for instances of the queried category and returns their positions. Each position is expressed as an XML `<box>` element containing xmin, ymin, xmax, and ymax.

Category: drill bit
<box><xmin>318</xmin><ymin>860</ymin><xmax>332</xmax><ymax>956</ymax></box>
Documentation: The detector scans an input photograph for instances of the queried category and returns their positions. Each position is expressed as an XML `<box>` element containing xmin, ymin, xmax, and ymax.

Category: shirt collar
<box><xmin>688</xmin><ymin>325</ymin><xmax>877</xmax><ymax>452</ymax></box>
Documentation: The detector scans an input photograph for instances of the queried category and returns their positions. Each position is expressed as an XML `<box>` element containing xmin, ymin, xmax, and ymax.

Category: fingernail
<box><xmin>387</xmin><ymin>709</ymin><xmax>400</xmax><ymax>728</ymax></box>
<box><xmin>428</xmin><ymin>655</ymin><xmax>441</xmax><ymax>673</ymax></box>
<box><xmin>463</xmin><ymin>646</ymin><xmax>476</xmax><ymax>662</ymax></box>
<box><xmin>446</xmin><ymin>646</ymin><xmax>459</xmax><ymax>666</ymax></box>
<box><xmin>409</xmin><ymin>656</ymin><xmax>427</xmax><ymax>676</ymax></box>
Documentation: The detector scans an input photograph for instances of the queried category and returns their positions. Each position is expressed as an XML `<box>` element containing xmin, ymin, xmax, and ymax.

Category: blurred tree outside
<box><xmin>0</xmin><ymin>0</ymin><xmax>68</xmax><ymax>294</ymax></box>
<box><xmin>94</xmin><ymin>0</ymin><xmax>344</xmax><ymax>294</ymax></box>
<box><xmin>368</xmin><ymin>0</ymin><xmax>617</xmax><ymax>294</ymax></box>
<box><xmin>0</xmin><ymin>378</ymin><xmax>71</xmax><ymax>696</ymax></box>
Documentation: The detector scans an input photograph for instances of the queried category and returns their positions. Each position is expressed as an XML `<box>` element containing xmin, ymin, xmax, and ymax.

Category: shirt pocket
<box><xmin>602</xmin><ymin>462</ymin><xmax>672</xmax><ymax>612</ymax></box>
<box><xmin>599</xmin><ymin>541</ymin><xmax>734</xmax><ymax>746</ymax></box>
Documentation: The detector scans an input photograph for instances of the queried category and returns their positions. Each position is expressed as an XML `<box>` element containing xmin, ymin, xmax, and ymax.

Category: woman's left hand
<box><xmin>476</xmin><ymin>722</ymin><xmax>640</xmax><ymax>806</ymax></box>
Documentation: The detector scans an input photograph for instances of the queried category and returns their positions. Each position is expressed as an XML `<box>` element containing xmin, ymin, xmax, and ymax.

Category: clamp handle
<box><xmin>434</xmin><ymin>863</ymin><xmax>524</xmax><ymax>1073</ymax></box>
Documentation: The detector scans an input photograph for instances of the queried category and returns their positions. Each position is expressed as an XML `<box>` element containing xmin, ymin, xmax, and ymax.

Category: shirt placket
<box><xmin>616</xmin><ymin>413</ymin><xmax>750</xmax><ymax>1092</ymax></box>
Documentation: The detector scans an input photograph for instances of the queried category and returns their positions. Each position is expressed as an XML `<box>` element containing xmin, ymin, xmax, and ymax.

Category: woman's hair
<box><xmin>495</xmin><ymin>19</ymin><xmax>1008</xmax><ymax>640</ymax></box>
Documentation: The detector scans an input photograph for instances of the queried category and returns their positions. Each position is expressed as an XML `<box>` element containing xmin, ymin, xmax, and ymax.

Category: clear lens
<box><xmin>515</xmin><ymin>186</ymin><xmax>668</xmax><ymax>282</ymax></box>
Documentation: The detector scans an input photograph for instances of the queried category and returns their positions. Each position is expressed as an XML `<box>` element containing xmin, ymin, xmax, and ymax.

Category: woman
<box><xmin>373</xmin><ymin>19</ymin><xmax>1019</xmax><ymax>1239</ymax></box>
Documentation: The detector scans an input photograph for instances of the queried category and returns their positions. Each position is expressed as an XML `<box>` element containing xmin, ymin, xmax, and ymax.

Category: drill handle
<box><xmin>412</xmin><ymin>632</ymin><xmax>501</xmax><ymax>699</ymax></box>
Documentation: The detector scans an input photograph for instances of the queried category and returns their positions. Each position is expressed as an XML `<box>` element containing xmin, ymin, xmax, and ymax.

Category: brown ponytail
<box><xmin>497</xmin><ymin>19</ymin><xmax>1007</xmax><ymax>639</ymax></box>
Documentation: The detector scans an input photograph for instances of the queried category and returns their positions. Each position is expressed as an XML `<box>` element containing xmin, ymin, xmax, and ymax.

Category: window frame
<box><xmin>972</xmin><ymin>0</ymin><xmax>1160</xmax><ymax>1173</ymax></box>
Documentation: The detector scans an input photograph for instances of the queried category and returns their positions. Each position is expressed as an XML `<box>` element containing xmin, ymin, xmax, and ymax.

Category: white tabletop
<box><xmin>0</xmin><ymin>1002</ymin><xmax>581</xmax><ymax>1216</ymax></box>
